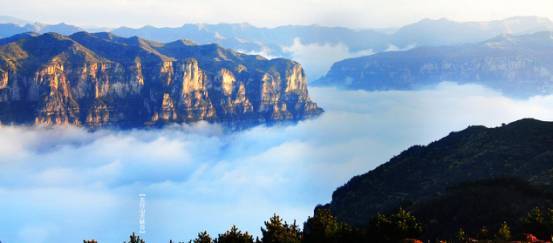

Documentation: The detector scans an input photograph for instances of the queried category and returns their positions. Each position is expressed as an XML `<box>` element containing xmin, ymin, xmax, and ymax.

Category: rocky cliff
<box><xmin>317</xmin><ymin>31</ymin><xmax>553</xmax><ymax>97</ymax></box>
<box><xmin>0</xmin><ymin>32</ymin><xmax>322</xmax><ymax>128</ymax></box>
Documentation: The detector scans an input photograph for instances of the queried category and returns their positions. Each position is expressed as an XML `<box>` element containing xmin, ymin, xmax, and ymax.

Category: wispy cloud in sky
<box><xmin>2</xmin><ymin>83</ymin><xmax>553</xmax><ymax>242</ymax></box>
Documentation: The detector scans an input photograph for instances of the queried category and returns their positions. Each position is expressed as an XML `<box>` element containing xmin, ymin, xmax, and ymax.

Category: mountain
<box><xmin>0</xmin><ymin>32</ymin><xmax>322</xmax><ymax>128</ymax></box>
<box><xmin>0</xmin><ymin>22</ymin><xmax>82</xmax><ymax>38</ymax></box>
<box><xmin>1</xmin><ymin>16</ymin><xmax>550</xmax><ymax>56</ymax></box>
<box><xmin>392</xmin><ymin>16</ymin><xmax>553</xmax><ymax>47</ymax></box>
<box><xmin>1</xmin><ymin>16</ymin><xmax>552</xmax><ymax>79</ymax></box>
<box><xmin>32</xmin><ymin>23</ymin><xmax>83</xmax><ymax>35</ymax></box>
<box><xmin>324</xmin><ymin>118</ymin><xmax>553</xmax><ymax>236</ymax></box>
<box><xmin>112</xmin><ymin>24</ymin><xmax>390</xmax><ymax>57</ymax></box>
<box><xmin>111</xmin><ymin>16</ymin><xmax>553</xmax><ymax>56</ymax></box>
<box><xmin>318</xmin><ymin>31</ymin><xmax>553</xmax><ymax>97</ymax></box>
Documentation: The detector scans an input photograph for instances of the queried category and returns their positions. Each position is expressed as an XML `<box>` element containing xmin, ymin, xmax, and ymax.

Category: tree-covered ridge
<box><xmin>81</xmin><ymin>202</ymin><xmax>553</xmax><ymax>242</ymax></box>
<box><xmin>81</xmin><ymin>209</ymin><xmax>424</xmax><ymax>243</ymax></box>
<box><xmin>328</xmin><ymin>118</ymin><xmax>553</xmax><ymax>226</ymax></box>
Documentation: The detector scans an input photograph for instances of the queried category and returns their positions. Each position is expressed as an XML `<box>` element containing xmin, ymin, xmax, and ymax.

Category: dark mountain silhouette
<box><xmin>325</xmin><ymin>118</ymin><xmax>553</xmax><ymax>237</ymax></box>
<box><xmin>411</xmin><ymin>178</ymin><xmax>553</xmax><ymax>240</ymax></box>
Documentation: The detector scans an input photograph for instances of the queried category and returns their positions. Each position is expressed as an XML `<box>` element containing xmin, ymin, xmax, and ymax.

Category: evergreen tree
<box><xmin>261</xmin><ymin>214</ymin><xmax>301</xmax><ymax>243</ymax></box>
<box><xmin>366</xmin><ymin>208</ymin><xmax>423</xmax><ymax>242</ymax></box>
<box><xmin>125</xmin><ymin>232</ymin><xmax>146</xmax><ymax>243</ymax></box>
<box><xmin>522</xmin><ymin>207</ymin><xmax>553</xmax><ymax>239</ymax></box>
<box><xmin>477</xmin><ymin>226</ymin><xmax>490</xmax><ymax>240</ymax></box>
<box><xmin>522</xmin><ymin>207</ymin><xmax>547</xmax><ymax>239</ymax></box>
<box><xmin>495</xmin><ymin>222</ymin><xmax>511</xmax><ymax>241</ymax></box>
<box><xmin>303</xmin><ymin>208</ymin><xmax>343</xmax><ymax>243</ymax></box>
<box><xmin>191</xmin><ymin>231</ymin><xmax>212</xmax><ymax>243</ymax></box>
<box><xmin>455</xmin><ymin>228</ymin><xmax>466</xmax><ymax>242</ymax></box>
<box><xmin>215</xmin><ymin>225</ymin><xmax>253</xmax><ymax>243</ymax></box>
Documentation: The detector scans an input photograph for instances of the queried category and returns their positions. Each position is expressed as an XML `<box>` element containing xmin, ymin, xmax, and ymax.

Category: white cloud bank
<box><xmin>283</xmin><ymin>38</ymin><xmax>374</xmax><ymax>79</ymax></box>
<box><xmin>2</xmin><ymin>82</ymin><xmax>553</xmax><ymax>242</ymax></box>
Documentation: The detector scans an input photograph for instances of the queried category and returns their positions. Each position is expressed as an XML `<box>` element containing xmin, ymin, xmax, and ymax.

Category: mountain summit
<box><xmin>325</xmin><ymin>118</ymin><xmax>553</xmax><ymax>233</ymax></box>
<box><xmin>0</xmin><ymin>32</ymin><xmax>322</xmax><ymax>128</ymax></box>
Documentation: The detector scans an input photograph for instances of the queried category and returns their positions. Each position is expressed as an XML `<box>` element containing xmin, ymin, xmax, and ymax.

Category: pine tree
<box><xmin>303</xmin><ymin>208</ymin><xmax>343</xmax><ymax>243</ymax></box>
<box><xmin>495</xmin><ymin>222</ymin><xmax>511</xmax><ymax>241</ymax></box>
<box><xmin>366</xmin><ymin>208</ymin><xmax>423</xmax><ymax>242</ymax></box>
<box><xmin>125</xmin><ymin>232</ymin><xmax>146</xmax><ymax>243</ymax></box>
<box><xmin>477</xmin><ymin>226</ymin><xmax>490</xmax><ymax>240</ymax></box>
<box><xmin>191</xmin><ymin>231</ymin><xmax>212</xmax><ymax>243</ymax></box>
<box><xmin>261</xmin><ymin>214</ymin><xmax>301</xmax><ymax>243</ymax></box>
<box><xmin>455</xmin><ymin>228</ymin><xmax>466</xmax><ymax>242</ymax></box>
<box><xmin>522</xmin><ymin>207</ymin><xmax>547</xmax><ymax>239</ymax></box>
<box><xmin>215</xmin><ymin>225</ymin><xmax>253</xmax><ymax>243</ymax></box>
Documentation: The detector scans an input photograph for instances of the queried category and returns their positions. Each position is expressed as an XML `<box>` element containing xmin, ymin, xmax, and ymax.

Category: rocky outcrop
<box><xmin>0</xmin><ymin>32</ymin><xmax>322</xmax><ymax>128</ymax></box>
<box><xmin>317</xmin><ymin>31</ymin><xmax>553</xmax><ymax>97</ymax></box>
<box><xmin>0</xmin><ymin>69</ymin><xmax>7</xmax><ymax>89</ymax></box>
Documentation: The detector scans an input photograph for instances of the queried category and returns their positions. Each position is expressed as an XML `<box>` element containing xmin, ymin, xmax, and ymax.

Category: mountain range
<box><xmin>102</xmin><ymin>16</ymin><xmax>553</xmax><ymax>57</ymax></box>
<box><xmin>323</xmin><ymin>118</ymin><xmax>553</xmax><ymax>238</ymax></box>
<box><xmin>5</xmin><ymin>16</ymin><xmax>552</xmax><ymax>53</ymax></box>
<box><xmin>0</xmin><ymin>32</ymin><xmax>322</xmax><ymax>128</ymax></box>
<box><xmin>318</xmin><ymin>31</ymin><xmax>553</xmax><ymax>97</ymax></box>
<box><xmin>1</xmin><ymin>16</ymin><xmax>553</xmax><ymax>79</ymax></box>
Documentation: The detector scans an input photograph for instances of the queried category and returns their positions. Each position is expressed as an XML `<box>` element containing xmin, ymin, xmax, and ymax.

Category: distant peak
<box><xmin>418</xmin><ymin>17</ymin><xmax>454</xmax><ymax>23</ymax></box>
<box><xmin>504</xmin><ymin>118</ymin><xmax>547</xmax><ymax>127</ymax></box>
<box><xmin>484</xmin><ymin>30</ymin><xmax>553</xmax><ymax>46</ymax></box>
<box><xmin>504</xmin><ymin>16</ymin><xmax>552</xmax><ymax>22</ymax></box>
<box><xmin>166</xmin><ymin>39</ymin><xmax>196</xmax><ymax>46</ymax></box>
<box><xmin>40</xmin><ymin>32</ymin><xmax>68</xmax><ymax>40</ymax></box>
<box><xmin>89</xmin><ymin>32</ymin><xmax>117</xmax><ymax>40</ymax></box>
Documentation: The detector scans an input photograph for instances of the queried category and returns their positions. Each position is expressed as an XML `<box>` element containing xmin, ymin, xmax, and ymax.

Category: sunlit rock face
<box><xmin>0</xmin><ymin>32</ymin><xmax>323</xmax><ymax>128</ymax></box>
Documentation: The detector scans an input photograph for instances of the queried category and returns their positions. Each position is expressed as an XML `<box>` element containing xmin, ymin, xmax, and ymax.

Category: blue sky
<box><xmin>0</xmin><ymin>0</ymin><xmax>552</xmax><ymax>28</ymax></box>
<box><xmin>2</xmin><ymin>83</ymin><xmax>553</xmax><ymax>242</ymax></box>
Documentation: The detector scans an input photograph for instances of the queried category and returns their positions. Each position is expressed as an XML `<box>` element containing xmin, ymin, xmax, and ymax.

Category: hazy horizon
<box><xmin>0</xmin><ymin>0</ymin><xmax>552</xmax><ymax>29</ymax></box>
<box><xmin>3</xmin><ymin>15</ymin><xmax>553</xmax><ymax>31</ymax></box>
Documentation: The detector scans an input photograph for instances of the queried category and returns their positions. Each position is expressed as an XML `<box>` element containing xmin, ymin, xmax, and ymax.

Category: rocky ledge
<box><xmin>0</xmin><ymin>32</ymin><xmax>323</xmax><ymax>128</ymax></box>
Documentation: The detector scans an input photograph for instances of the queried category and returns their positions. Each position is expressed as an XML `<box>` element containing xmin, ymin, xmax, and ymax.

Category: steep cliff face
<box><xmin>0</xmin><ymin>32</ymin><xmax>322</xmax><ymax>128</ymax></box>
<box><xmin>317</xmin><ymin>31</ymin><xmax>553</xmax><ymax>97</ymax></box>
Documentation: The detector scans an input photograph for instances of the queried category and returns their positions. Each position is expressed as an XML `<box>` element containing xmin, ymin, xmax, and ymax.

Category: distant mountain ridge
<box><xmin>0</xmin><ymin>32</ymin><xmax>322</xmax><ymax>128</ymax></box>
<box><xmin>1</xmin><ymin>16</ymin><xmax>552</xmax><ymax>78</ymax></box>
<box><xmin>0</xmin><ymin>21</ymin><xmax>82</xmax><ymax>37</ymax></box>
<box><xmin>110</xmin><ymin>16</ymin><xmax>553</xmax><ymax>56</ymax></box>
<box><xmin>392</xmin><ymin>16</ymin><xmax>553</xmax><ymax>47</ymax></box>
<box><xmin>318</xmin><ymin>31</ymin><xmax>553</xmax><ymax>97</ymax></box>
<box><xmin>0</xmin><ymin>16</ymin><xmax>553</xmax><ymax>57</ymax></box>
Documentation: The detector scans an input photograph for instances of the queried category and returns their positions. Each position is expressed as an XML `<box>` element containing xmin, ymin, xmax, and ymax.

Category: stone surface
<box><xmin>0</xmin><ymin>32</ymin><xmax>323</xmax><ymax>128</ymax></box>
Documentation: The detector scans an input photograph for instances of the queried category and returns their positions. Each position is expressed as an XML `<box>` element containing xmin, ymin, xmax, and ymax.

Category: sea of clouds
<box><xmin>2</xmin><ymin>82</ymin><xmax>553</xmax><ymax>242</ymax></box>
<box><xmin>283</xmin><ymin>38</ymin><xmax>374</xmax><ymax>79</ymax></box>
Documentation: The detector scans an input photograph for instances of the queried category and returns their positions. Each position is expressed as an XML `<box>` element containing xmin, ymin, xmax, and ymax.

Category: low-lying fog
<box><xmin>2</xmin><ymin>82</ymin><xmax>553</xmax><ymax>242</ymax></box>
